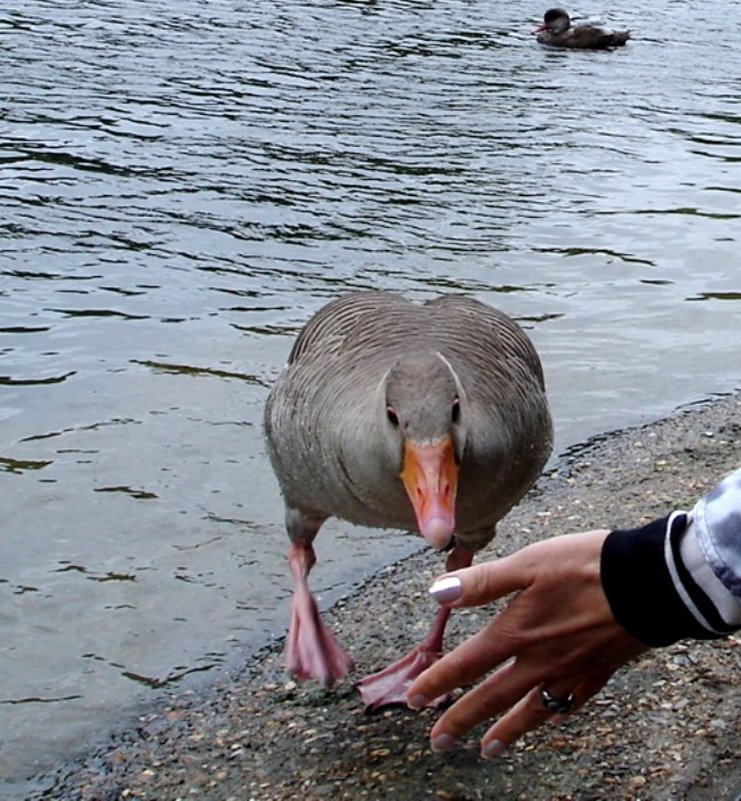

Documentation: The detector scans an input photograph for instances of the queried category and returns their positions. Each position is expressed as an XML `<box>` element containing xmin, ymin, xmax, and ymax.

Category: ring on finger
<box><xmin>539</xmin><ymin>687</ymin><xmax>575</xmax><ymax>714</ymax></box>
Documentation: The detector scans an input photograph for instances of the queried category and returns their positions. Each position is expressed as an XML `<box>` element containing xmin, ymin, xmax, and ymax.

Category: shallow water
<box><xmin>1</xmin><ymin>0</ymin><xmax>740</xmax><ymax>790</ymax></box>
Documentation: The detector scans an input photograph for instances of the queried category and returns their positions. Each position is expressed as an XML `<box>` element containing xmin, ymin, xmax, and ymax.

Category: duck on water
<box><xmin>533</xmin><ymin>8</ymin><xmax>630</xmax><ymax>49</ymax></box>
<box><xmin>264</xmin><ymin>291</ymin><xmax>553</xmax><ymax>709</ymax></box>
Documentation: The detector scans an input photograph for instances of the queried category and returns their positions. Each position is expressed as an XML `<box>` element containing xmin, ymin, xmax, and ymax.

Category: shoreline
<box><xmin>24</xmin><ymin>392</ymin><xmax>741</xmax><ymax>801</ymax></box>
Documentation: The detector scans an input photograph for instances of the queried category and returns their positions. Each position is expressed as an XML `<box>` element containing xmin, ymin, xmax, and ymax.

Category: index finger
<box><xmin>407</xmin><ymin>615</ymin><xmax>511</xmax><ymax>708</ymax></box>
<box><xmin>428</xmin><ymin>544</ymin><xmax>537</xmax><ymax>608</ymax></box>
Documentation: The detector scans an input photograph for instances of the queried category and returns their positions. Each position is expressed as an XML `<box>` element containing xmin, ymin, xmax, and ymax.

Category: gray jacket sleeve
<box><xmin>688</xmin><ymin>466</ymin><xmax>741</xmax><ymax>606</ymax></box>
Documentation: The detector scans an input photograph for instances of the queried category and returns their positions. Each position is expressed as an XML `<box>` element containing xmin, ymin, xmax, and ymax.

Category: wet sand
<box><xmin>27</xmin><ymin>392</ymin><xmax>741</xmax><ymax>801</ymax></box>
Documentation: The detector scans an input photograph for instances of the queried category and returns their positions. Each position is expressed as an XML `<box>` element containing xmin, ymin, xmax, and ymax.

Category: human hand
<box><xmin>407</xmin><ymin>530</ymin><xmax>649</xmax><ymax>759</ymax></box>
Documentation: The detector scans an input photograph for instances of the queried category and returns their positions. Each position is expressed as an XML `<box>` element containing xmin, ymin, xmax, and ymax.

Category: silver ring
<box><xmin>539</xmin><ymin>688</ymin><xmax>575</xmax><ymax>714</ymax></box>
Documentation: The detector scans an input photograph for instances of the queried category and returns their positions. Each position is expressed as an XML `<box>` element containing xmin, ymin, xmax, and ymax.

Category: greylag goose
<box><xmin>533</xmin><ymin>8</ymin><xmax>630</xmax><ymax>49</ymax></box>
<box><xmin>264</xmin><ymin>291</ymin><xmax>552</xmax><ymax>709</ymax></box>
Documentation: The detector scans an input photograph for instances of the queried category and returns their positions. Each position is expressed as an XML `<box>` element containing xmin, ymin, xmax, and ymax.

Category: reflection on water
<box><xmin>1</xmin><ymin>0</ymin><xmax>740</xmax><ymax>791</ymax></box>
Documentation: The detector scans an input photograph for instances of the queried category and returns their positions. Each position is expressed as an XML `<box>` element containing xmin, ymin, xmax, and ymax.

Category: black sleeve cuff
<box><xmin>601</xmin><ymin>514</ymin><xmax>724</xmax><ymax>647</ymax></box>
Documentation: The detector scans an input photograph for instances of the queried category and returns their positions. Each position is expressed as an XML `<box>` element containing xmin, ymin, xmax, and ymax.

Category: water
<box><xmin>1</xmin><ymin>0</ymin><xmax>740</xmax><ymax>790</ymax></box>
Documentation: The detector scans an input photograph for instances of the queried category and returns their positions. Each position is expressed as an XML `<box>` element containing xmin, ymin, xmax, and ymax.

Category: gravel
<box><xmin>26</xmin><ymin>393</ymin><xmax>741</xmax><ymax>801</ymax></box>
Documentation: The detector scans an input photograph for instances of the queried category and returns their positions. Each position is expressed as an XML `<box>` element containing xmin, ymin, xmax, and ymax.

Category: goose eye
<box><xmin>386</xmin><ymin>406</ymin><xmax>399</xmax><ymax>427</ymax></box>
<box><xmin>451</xmin><ymin>397</ymin><xmax>461</xmax><ymax>424</ymax></box>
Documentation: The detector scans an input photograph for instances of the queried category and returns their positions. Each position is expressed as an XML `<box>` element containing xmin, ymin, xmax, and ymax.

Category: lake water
<box><xmin>1</xmin><ymin>0</ymin><xmax>740</xmax><ymax>792</ymax></box>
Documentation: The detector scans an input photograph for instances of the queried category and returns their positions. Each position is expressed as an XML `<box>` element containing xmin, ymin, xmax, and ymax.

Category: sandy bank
<box><xmin>28</xmin><ymin>393</ymin><xmax>741</xmax><ymax>801</ymax></box>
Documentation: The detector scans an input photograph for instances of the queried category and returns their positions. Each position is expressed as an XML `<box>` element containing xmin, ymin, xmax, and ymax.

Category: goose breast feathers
<box><xmin>264</xmin><ymin>291</ymin><xmax>552</xmax><ymax>551</ymax></box>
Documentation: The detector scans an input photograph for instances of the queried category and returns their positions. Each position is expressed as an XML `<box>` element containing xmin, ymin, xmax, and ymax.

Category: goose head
<box><xmin>378</xmin><ymin>351</ymin><xmax>468</xmax><ymax>551</ymax></box>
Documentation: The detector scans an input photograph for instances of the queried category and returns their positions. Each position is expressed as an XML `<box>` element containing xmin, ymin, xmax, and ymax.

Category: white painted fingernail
<box><xmin>429</xmin><ymin>576</ymin><xmax>462</xmax><ymax>603</ymax></box>
<box><xmin>407</xmin><ymin>694</ymin><xmax>429</xmax><ymax>710</ymax></box>
<box><xmin>431</xmin><ymin>733</ymin><xmax>457</xmax><ymax>753</ymax></box>
<box><xmin>481</xmin><ymin>739</ymin><xmax>507</xmax><ymax>760</ymax></box>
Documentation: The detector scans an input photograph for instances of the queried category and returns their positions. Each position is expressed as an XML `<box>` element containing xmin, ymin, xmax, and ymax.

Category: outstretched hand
<box><xmin>407</xmin><ymin>530</ymin><xmax>649</xmax><ymax>759</ymax></box>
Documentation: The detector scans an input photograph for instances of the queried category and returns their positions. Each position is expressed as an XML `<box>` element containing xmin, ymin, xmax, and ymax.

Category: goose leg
<box><xmin>284</xmin><ymin>509</ymin><xmax>354</xmax><ymax>687</ymax></box>
<box><xmin>356</xmin><ymin>544</ymin><xmax>474</xmax><ymax>710</ymax></box>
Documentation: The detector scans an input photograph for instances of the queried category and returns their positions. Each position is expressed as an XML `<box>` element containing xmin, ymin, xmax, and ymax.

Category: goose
<box><xmin>263</xmin><ymin>291</ymin><xmax>553</xmax><ymax>709</ymax></box>
<box><xmin>533</xmin><ymin>8</ymin><xmax>630</xmax><ymax>49</ymax></box>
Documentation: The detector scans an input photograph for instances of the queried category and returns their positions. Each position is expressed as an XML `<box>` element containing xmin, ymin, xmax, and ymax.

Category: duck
<box><xmin>263</xmin><ymin>290</ymin><xmax>553</xmax><ymax>709</ymax></box>
<box><xmin>533</xmin><ymin>8</ymin><xmax>630</xmax><ymax>49</ymax></box>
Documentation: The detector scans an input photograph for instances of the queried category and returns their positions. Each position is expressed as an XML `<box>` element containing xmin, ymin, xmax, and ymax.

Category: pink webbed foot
<box><xmin>285</xmin><ymin>583</ymin><xmax>354</xmax><ymax>687</ymax></box>
<box><xmin>285</xmin><ymin>541</ymin><xmax>353</xmax><ymax>687</ymax></box>
<box><xmin>355</xmin><ymin>643</ymin><xmax>448</xmax><ymax>710</ymax></box>
<box><xmin>356</xmin><ymin>545</ymin><xmax>473</xmax><ymax>710</ymax></box>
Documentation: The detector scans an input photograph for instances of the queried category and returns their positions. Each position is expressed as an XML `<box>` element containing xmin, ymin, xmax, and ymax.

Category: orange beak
<box><xmin>400</xmin><ymin>437</ymin><xmax>458</xmax><ymax>550</ymax></box>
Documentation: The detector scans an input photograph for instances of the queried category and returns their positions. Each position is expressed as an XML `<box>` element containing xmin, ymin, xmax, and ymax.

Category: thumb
<box><xmin>428</xmin><ymin>547</ymin><xmax>534</xmax><ymax>608</ymax></box>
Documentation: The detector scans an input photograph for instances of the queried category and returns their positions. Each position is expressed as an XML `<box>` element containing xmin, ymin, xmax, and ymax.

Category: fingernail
<box><xmin>431</xmin><ymin>733</ymin><xmax>457</xmax><ymax>753</ymax></box>
<box><xmin>429</xmin><ymin>576</ymin><xmax>462</xmax><ymax>603</ymax></box>
<box><xmin>481</xmin><ymin>739</ymin><xmax>507</xmax><ymax>760</ymax></box>
<box><xmin>407</xmin><ymin>694</ymin><xmax>428</xmax><ymax>710</ymax></box>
